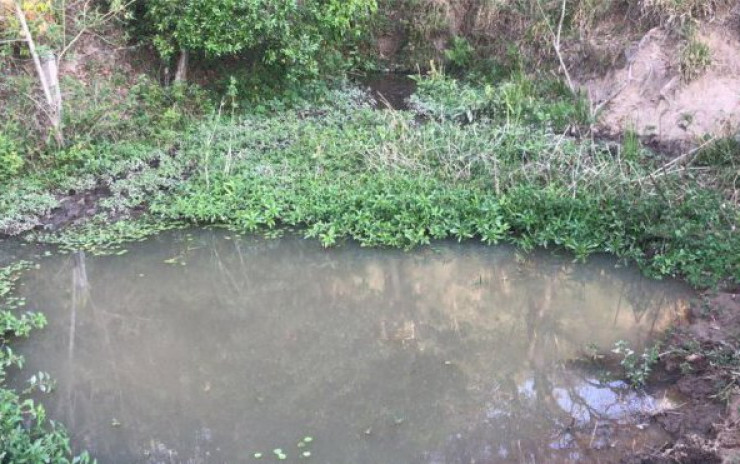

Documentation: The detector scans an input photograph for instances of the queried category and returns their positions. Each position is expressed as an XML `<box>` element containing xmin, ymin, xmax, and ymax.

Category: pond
<box><xmin>10</xmin><ymin>230</ymin><xmax>691</xmax><ymax>463</ymax></box>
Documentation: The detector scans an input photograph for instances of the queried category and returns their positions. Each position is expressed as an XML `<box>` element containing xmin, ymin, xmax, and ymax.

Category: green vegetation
<box><xmin>680</xmin><ymin>33</ymin><xmax>712</xmax><ymax>82</ymax></box>
<box><xmin>136</xmin><ymin>0</ymin><xmax>377</xmax><ymax>83</ymax></box>
<box><xmin>0</xmin><ymin>133</ymin><xmax>23</xmax><ymax>182</ymax></box>
<box><xmin>5</xmin><ymin>72</ymin><xmax>733</xmax><ymax>289</ymax></box>
<box><xmin>612</xmin><ymin>340</ymin><xmax>661</xmax><ymax>387</ymax></box>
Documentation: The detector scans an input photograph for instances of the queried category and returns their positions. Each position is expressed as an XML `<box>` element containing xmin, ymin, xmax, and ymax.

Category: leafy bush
<box><xmin>137</xmin><ymin>0</ymin><xmax>377</xmax><ymax>82</ymax></box>
<box><xmin>444</xmin><ymin>37</ymin><xmax>475</xmax><ymax>70</ymax></box>
<box><xmin>0</xmin><ymin>133</ymin><xmax>24</xmax><ymax>182</ymax></box>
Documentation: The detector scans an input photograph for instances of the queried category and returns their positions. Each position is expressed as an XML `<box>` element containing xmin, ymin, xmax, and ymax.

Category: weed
<box><xmin>33</xmin><ymin>217</ymin><xmax>184</xmax><ymax>255</ymax></box>
<box><xmin>622</xmin><ymin>127</ymin><xmax>642</xmax><ymax>162</ymax></box>
<box><xmin>444</xmin><ymin>37</ymin><xmax>475</xmax><ymax>70</ymax></box>
<box><xmin>680</xmin><ymin>35</ymin><xmax>712</xmax><ymax>82</ymax></box>
<box><xmin>612</xmin><ymin>340</ymin><xmax>661</xmax><ymax>387</ymax></box>
<box><xmin>0</xmin><ymin>133</ymin><xmax>23</xmax><ymax>182</ymax></box>
<box><xmin>409</xmin><ymin>70</ymin><xmax>588</xmax><ymax>129</ymax></box>
<box><xmin>0</xmin><ymin>182</ymin><xmax>58</xmax><ymax>235</ymax></box>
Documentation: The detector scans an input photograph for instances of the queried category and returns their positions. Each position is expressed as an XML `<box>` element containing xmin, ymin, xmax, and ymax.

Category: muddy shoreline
<box><xmin>621</xmin><ymin>293</ymin><xmax>740</xmax><ymax>463</ymax></box>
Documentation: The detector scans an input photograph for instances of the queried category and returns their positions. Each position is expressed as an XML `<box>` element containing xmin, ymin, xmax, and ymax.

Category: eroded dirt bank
<box><xmin>378</xmin><ymin>1</ymin><xmax>740</xmax><ymax>152</ymax></box>
<box><xmin>624</xmin><ymin>292</ymin><xmax>740</xmax><ymax>463</ymax></box>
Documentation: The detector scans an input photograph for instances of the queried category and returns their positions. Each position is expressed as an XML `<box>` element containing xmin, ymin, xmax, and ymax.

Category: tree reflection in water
<box><xmin>14</xmin><ymin>230</ymin><xmax>689</xmax><ymax>463</ymax></box>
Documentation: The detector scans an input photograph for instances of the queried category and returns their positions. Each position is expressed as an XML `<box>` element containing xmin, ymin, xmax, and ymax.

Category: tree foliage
<box><xmin>142</xmin><ymin>0</ymin><xmax>377</xmax><ymax>81</ymax></box>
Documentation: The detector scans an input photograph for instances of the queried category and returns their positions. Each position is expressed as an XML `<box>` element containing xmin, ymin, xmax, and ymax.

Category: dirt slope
<box><xmin>583</xmin><ymin>23</ymin><xmax>740</xmax><ymax>150</ymax></box>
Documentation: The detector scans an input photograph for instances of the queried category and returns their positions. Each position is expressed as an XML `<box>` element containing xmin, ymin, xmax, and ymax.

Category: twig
<box><xmin>537</xmin><ymin>0</ymin><xmax>575</xmax><ymax>93</ymax></box>
<box><xmin>58</xmin><ymin>0</ymin><xmax>138</xmax><ymax>60</ymax></box>
<box><xmin>588</xmin><ymin>421</ymin><xmax>599</xmax><ymax>448</ymax></box>
<box><xmin>629</xmin><ymin>136</ymin><xmax>718</xmax><ymax>184</ymax></box>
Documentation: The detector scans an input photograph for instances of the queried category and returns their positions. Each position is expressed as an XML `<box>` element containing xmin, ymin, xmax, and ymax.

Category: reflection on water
<box><xmin>12</xmin><ymin>230</ymin><xmax>690</xmax><ymax>463</ymax></box>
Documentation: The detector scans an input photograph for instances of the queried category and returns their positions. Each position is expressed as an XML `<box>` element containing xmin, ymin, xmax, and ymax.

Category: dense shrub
<box><xmin>137</xmin><ymin>0</ymin><xmax>377</xmax><ymax>82</ymax></box>
<box><xmin>0</xmin><ymin>133</ymin><xmax>23</xmax><ymax>183</ymax></box>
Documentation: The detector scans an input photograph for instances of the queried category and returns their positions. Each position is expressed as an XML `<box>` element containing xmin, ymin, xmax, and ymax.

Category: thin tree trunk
<box><xmin>13</xmin><ymin>0</ymin><xmax>64</xmax><ymax>145</ymax></box>
<box><xmin>174</xmin><ymin>49</ymin><xmax>189</xmax><ymax>84</ymax></box>
<box><xmin>42</xmin><ymin>53</ymin><xmax>63</xmax><ymax>124</ymax></box>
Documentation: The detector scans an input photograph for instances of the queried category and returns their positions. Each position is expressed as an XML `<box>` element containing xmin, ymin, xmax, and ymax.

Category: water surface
<box><xmin>12</xmin><ymin>230</ymin><xmax>690</xmax><ymax>463</ymax></box>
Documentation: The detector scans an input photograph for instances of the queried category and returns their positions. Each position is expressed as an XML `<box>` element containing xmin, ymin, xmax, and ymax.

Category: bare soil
<box><xmin>582</xmin><ymin>24</ymin><xmax>740</xmax><ymax>152</ymax></box>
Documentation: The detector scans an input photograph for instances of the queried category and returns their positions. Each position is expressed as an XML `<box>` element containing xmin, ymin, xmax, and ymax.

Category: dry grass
<box><xmin>637</xmin><ymin>0</ymin><xmax>732</xmax><ymax>28</ymax></box>
<box><xmin>679</xmin><ymin>35</ymin><xmax>712</xmax><ymax>81</ymax></box>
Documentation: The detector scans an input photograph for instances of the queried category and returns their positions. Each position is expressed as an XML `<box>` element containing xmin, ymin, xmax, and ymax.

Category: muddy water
<box><xmin>12</xmin><ymin>230</ymin><xmax>691</xmax><ymax>463</ymax></box>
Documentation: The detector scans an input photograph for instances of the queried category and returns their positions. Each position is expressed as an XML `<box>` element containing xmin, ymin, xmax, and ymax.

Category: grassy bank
<box><xmin>20</xmin><ymin>72</ymin><xmax>738</xmax><ymax>287</ymax></box>
<box><xmin>0</xmin><ymin>71</ymin><xmax>739</xmax><ymax>461</ymax></box>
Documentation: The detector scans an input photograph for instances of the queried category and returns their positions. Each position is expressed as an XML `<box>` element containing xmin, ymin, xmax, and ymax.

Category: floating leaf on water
<box><xmin>253</xmin><ymin>452</ymin><xmax>263</xmax><ymax>459</ymax></box>
<box><xmin>302</xmin><ymin>451</ymin><xmax>311</xmax><ymax>458</ymax></box>
<box><xmin>273</xmin><ymin>449</ymin><xmax>283</xmax><ymax>455</ymax></box>
<box><xmin>278</xmin><ymin>454</ymin><xmax>287</xmax><ymax>460</ymax></box>
<box><xmin>302</xmin><ymin>436</ymin><xmax>313</xmax><ymax>443</ymax></box>
<box><xmin>297</xmin><ymin>442</ymin><xmax>305</xmax><ymax>448</ymax></box>
<box><xmin>111</xmin><ymin>418</ymin><xmax>121</xmax><ymax>427</ymax></box>
<box><xmin>163</xmin><ymin>257</ymin><xmax>178</xmax><ymax>264</ymax></box>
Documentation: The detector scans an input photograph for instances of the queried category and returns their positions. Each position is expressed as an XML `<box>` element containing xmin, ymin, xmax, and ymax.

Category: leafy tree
<box><xmin>140</xmin><ymin>0</ymin><xmax>377</xmax><ymax>82</ymax></box>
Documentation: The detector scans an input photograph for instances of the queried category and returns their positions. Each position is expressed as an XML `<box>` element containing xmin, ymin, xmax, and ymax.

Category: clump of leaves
<box><xmin>409</xmin><ymin>69</ymin><xmax>589</xmax><ymax>130</ymax></box>
<box><xmin>138</xmin><ymin>0</ymin><xmax>377</xmax><ymax>84</ymax></box>
<box><xmin>0</xmin><ymin>133</ymin><xmax>23</xmax><ymax>182</ymax></box>
<box><xmin>621</xmin><ymin>127</ymin><xmax>642</xmax><ymax>161</ymax></box>
<box><xmin>612</xmin><ymin>340</ymin><xmax>661</xmax><ymax>387</ymax></box>
<box><xmin>444</xmin><ymin>36</ymin><xmax>475</xmax><ymax>70</ymax></box>
<box><xmin>680</xmin><ymin>35</ymin><xmax>712</xmax><ymax>82</ymax></box>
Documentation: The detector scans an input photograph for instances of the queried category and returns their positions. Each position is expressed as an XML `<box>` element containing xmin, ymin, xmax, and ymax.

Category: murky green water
<box><xmin>11</xmin><ymin>230</ymin><xmax>690</xmax><ymax>463</ymax></box>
